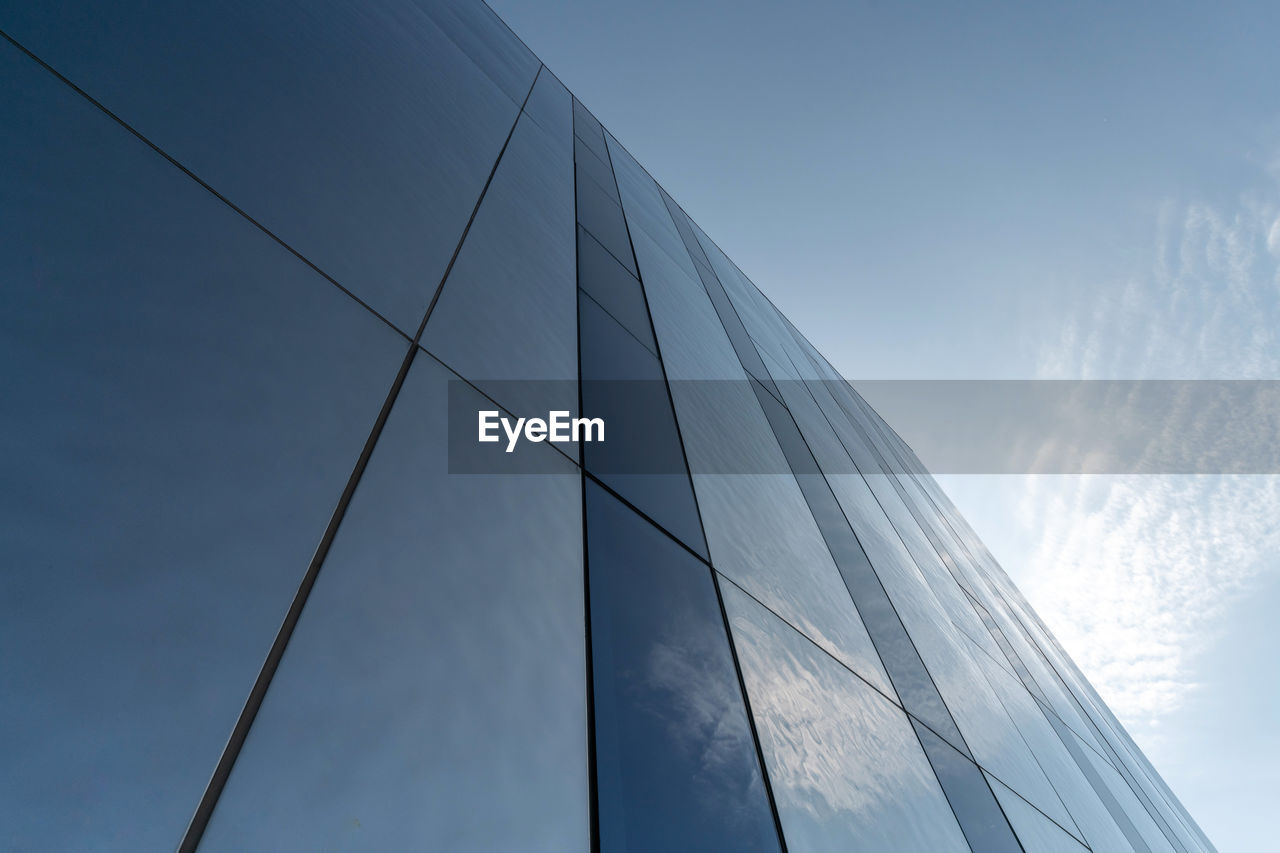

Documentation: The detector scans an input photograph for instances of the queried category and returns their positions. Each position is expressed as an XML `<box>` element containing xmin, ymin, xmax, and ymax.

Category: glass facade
<box><xmin>0</xmin><ymin>2</ymin><xmax>1215</xmax><ymax>851</ymax></box>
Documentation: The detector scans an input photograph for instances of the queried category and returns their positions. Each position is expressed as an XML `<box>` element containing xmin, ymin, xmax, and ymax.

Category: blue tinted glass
<box><xmin>607</xmin><ymin>134</ymin><xmax>701</xmax><ymax>281</ymax></box>
<box><xmin>988</xmin><ymin>776</ymin><xmax>1091</xmax><ymax>852</ymax></box>
<box><xmin>423</xmin><ymin>108</ymin><xmax>578</xmax><ymax>423</ymax></box>
<box><xmin>200</xmin><ymin>355</ymin><xmax>588</xmax><ymax>851</ymax></box>
<box><xmin>630</xmin><ymin>226</ymin><xmax>892</xmax><ymax>694</ymax></box>
<box><xmin>577</xmin><ymin>173</ymin><xmax>637</xmax><ymax>273</ymax></box>
<box><xmin>578</xmin><ymin>226</ymin><xmax>657</xmax><ymax>353</ymax></box>
<box><xmin>586</xmin><ymin>483</ymin><xmax>780</xmax><ymax>852</ymax></box>
<box><xmin>723</xmin><ymin>584</ymin><xmax>970</xmax><ymax>853</ymax></box>
<box><xmin>911</xmin><ymin>720</ymin><xmax>1022</xmax><ymax>853</ymax></box>
<box><xmin>523</xmin><ymin>65</ymin><xmax>572</xmax><ymax>145</ymax></box>
<box><xmin>416</xmin><ymin>0</ymin><xmax>539</xmax><ymax>102</ymax></box>
<box><xmin>572</xmin><ymin>96</ymin><xmax>608</xmax><ymax>159</ymax></box>
<box><xmin>0</xmin><ymin>0</ymin><xmax>533</xmax><ymax>332</ymax></box>
<box><xmin>749</xmin><ymin>381</ymin><xmax>974</xmax><ymax>753</ymax></box>
<box><xmin>575</xmin><ymin>135</ymin><xmax>622</xmax><ymax>202</ymax></box>
<box><xmin>0</xmin><ymin>43</ymin><xmax>407</xmax><ymax>852</ymax></box>
<box><xmin>579</xmin><ymin>295</ymin><xmax>707</xmax><ymax>556</ymax></box>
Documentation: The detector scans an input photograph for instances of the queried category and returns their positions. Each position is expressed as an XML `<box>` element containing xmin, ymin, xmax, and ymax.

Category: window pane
<box><xmin>524</xmin><ymin>66</ymin><xmax>572</xmax><ymax>145</ymax></box>
<box><xmin>423</xmin><ymin>108</ymin><xmax>578</xmax><ymax>424</ymax></box>
<box><xmin>0</xmin><ymin>0</ymin><xmax>534</xmax><ymax>332</ymax></box>
<box><xmin>988</xmin><ymin>775</ymin><xmax>1091</xmax><ymax>853</ymax></box>
<box><xmin>199</xmin><ymin>355</ymin><xmax>588</xmax><ymax>851</ymax></box>
<box><xmin>722</xmin><ymin>583</ymin><xmax>970</xmax><ymax>853</ymax></box>
<box><xmin>0</xmin><ymin>44</ymin><xmax>407</xmax><ymax>852</ymax></box>
<box><xmin>580</xmin><ymin>294</ymin><xmax>707</xmax><ymax>556</ymax></box>
<box><xmin>578</xmin><ymin>226</ymin><xmax>657</xmax><ymax>353</ymax></box>
<box><xmin>911</xmin><ymin>720</ymin><xmax>1022</xmax><ymax>853</ymax></box>
<box><xmin>577</xmin><ymin>177</ymin><xmax>638</xmax><ymax>276</ymax></box>
<box><xmin>587</xmin><ymin>482</ymin><xmax>779</xmax><ymax>852</ymax></box>
<box><xmin>631</xmin><ymin>226</ymin><xmax>890</xmax><ymax>693</ymax></box>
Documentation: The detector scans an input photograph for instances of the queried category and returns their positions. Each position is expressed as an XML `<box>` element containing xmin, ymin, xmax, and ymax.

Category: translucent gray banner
<box><xmin>447</xmin><ymin>379</ymin><xmax>1280</xmax><ymax>474</ymax></box>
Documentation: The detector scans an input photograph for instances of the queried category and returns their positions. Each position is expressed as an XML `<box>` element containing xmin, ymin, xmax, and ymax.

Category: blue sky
<box><xmin>488</xmin><ymin>1</ymin><xmax>1280</xmax><ymax>849</ymax></box>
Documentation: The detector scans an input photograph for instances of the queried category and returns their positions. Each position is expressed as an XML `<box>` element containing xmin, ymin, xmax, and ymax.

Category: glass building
<box><xmin>0</xmin><ymin>1</ymin><xmax>1215</xmax><ymax>850</ymax></box>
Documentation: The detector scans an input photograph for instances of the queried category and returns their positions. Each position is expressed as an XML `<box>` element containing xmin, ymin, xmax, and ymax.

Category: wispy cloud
<box><xmin>1018</xmin><ymin>174</ymin><xmax>1280</xmax><ymax>741</ymax></box>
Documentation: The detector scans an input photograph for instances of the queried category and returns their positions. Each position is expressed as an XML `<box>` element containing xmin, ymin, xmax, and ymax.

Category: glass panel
<box><xmin>422</xmin><ymin>109</ymin><xmax>577</xmax><ymax>424</ymax></box>
<box><xmin>586</xmin><ymin>482</ymin><xmax>779</xmax><ymax>852</ymax></box>
<box><xmin>575</xmin><ymin>135</ymin><xmax>621</xmax><ymax>203</ymax></box>
<box><xmin>0</xmin><ymin>44</ymin><xmax>407</xmax><ymax>852</ymax></box>
<box><xmin>523</xmin><ymin>65</ymin><xmax>571</xmax><ymax>144</ymax></box>
<box><xmin>749</xmin><ymin>380</ymin><xmax>971</xmax><ymax>751</ymax></box>
<box><xmin>630</xmin><ymin>226</ymin><xmax>890</xmax><ymax>693</ymax></box>
<box><xmin>1067</xmin><ymin>729</ymin><xmax>1177</xmax><ymax>853</ymax></box>
<box><xmin>580</xmin><ymin>294</ymin><xmax>707</xmax><ymax>556</ymax></box>
<box><xmin>1045</xmin><ymin>713</ymin><xmax>1158</xmax><ymax>853</ymax></box>
<box><xmin>577</xmin><ymin>177</ymin><xmax>637</xmax><ymax>276</ymax></box>
<box><xmin>0</xmin><ymin>0</ymin><xmax>536</xmax><ymax>332</ymax></box>
<box><xmin>911</xmin><ymin>720</ymin><xmax>1022</xmax><ymax>853</ymax></box>
<box><xmin>577</xmin><ymin>226</ymin><xmax>657</xmax><ymax>353</ymax></box>
<box><xmin>200</xmin><ymin>354</ymin><xmax>588</xmax><ymax>851</ymax></box>
<box><xmin>606</xmin><ymin>133</ymin><xmax>701</xmax><ymax>281</ymax></box>
<box><xmin>987</xmin><ymin>776</ymin><xmax>1091</xmax><ymax>853</ymax></box>
<box><xmin>415</xmin><ymin>0</ymin><xmax>540</xmax><ymax>102</ymax></box>
<box><xmin>722</xmin><ymin>583</ymin><xmax>970</xmax><ymax>853</ymax></box>
<box><xmin>572</xmin><ymin>96</ymin><xmax>608</xmax><ymax>159</ymax></box>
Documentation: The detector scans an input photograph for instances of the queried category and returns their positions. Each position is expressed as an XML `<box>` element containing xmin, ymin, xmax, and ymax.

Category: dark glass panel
<box><xmin>586</xmin><ymin>482</ymin><xmax>779</xmax><ymax>853</ymax></box>
<box><xmin>0</xmin><ymin>0</ymin><xmax>536</xmax><ymax>332</ymax></box>
<box><xmin>579</xmin><ymin>295</ymin><xmax>707</xmax><ymax>556</ymax></box>
<box><xmin>523</xmin><ymin>65</ymin><xmax>572</xmax><ymax>143</ymax></box>
<box><xmin>577</xmin><ymin>225</ymin><xmax>657</xmax><ymax>353</ymax></box>
<box><xmin>575</xmin><ymin>134</ymin><xmax>622</xmax><ymax>202</ymax></box>
<box><xmin>723</xmin><ymin>584</ymin><xmax>970</xmax><ymax>853</ymax></box>
<box><xmin>422</xmin><ymin>109</ymin><xmax>577</xmax><ymax>424</ymax></box>
<box><xmin>749</xmin><ymin>380</ymin><xmax>974</xmax><ymax>755</ymax></box>
<box><xmin>911</xmin><ymin>720</ymin><xmax>1023</xmax><ymax>853</ymax></box>
<box><xmin>577</xmin><ymin>176</ymin><xmax>638</xmax><ymax>276</ymax></box>
<box><xmin>606</xmin><ymin>133</ymin><xmax>700</xmax><ymax>281</ymax></box>
<box><xmin>0</xmin><ymin>42</ymin><xmax>406</xmax><ymax>851</ymax></box>
<box><xmin>988</xmin><ymin>776</ymin><xmax>1091</xmax><ymax>853</ymax></box>
<box><xmin>629</xmin><ymin>226</ymin><xmax>890</xmax><ymax>692</ymax></box>
<box><xmin>414</xmin><ymin>0</ymin><xmax>540</xmax><ymax>101</ymax></box>
<box><xmin>572</xmin><ymin>96</ymin><xmax>608</xmax><ymax>159</ymax></box>
<box><xmin>200</xmin><ymin>355</ymin><xmax>588</xmax><ymax>851</ymax></box>
<box><xmin>692</xmin><ymin>259</ymin><xmax>776</xmax><ymax>391</ymax></box>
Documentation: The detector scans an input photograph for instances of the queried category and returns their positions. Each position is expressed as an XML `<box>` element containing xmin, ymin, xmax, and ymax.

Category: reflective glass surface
<box><xmin>586</xmin><ymin>483</ymin><xmax>779</xmax><ymax>852</ymax></box>
<box><xmin>911</xmin><ymin>720</ymin><xmax>1022</xmax><ymax>853</ymax></box>
<box><xmin>579</xmin><ymin>294</ymin><xmax>707</xmax><ymax>555</ymax></box>
<box><xmin>572</xmin><ymin>96</ymin><xmax>608</xmax><ymax>160</ymax></box>
<box><xmin>576</xmin><ymin>175</ymin><xmax>638</xmax><ymax>276</ymax></box>
<box><xmin>577</xmin><ymin>226</ymin><xmax>657</xmax><ymax>353</ymax></box>
<box><xmin>607</xmin><ymin>134</ymin><xmax>702</xmax><ymax>281</ymax></box>
<box><xmin>200</xmin><ymin>355</ymin><xmax>588</xmax><ymax>851</ymax></box>
<box><xmin>0</xmin><ymin>0</ymin><xmax>536</xmax><ymax>332</ymax></box>
<box><xmin>723</xmin><ymin>584</ymin><xmax>969</xmax><ymax>853</ymax></box>
<box><xmin>523</xmin><ymin>66</ymin><xmax>572</xmax><ymax>146</ymax></box>
<box><xmin>0</xmin><ymin>42</ymin><xmax>406</xmax><ymax>851</ymax></box>
<box><xmin>749</xmin><ymin>381</ymin><xmax>972</xmax><ymax>752</ymax></box>
<box><xmin>3</xmin><ymin>1</ymin><xmax>1214</xmax><ymax>848</ymax></box>
<box><xmin>632</xmin><ymin>226</ymin><xmax>891</xmax><ymax>693</ymax></box>
<box><xmin>575</xmin><ymin>134</ymin><xmax>622</xmax><ymax>202</ymax></box>
<box><xmin>423</xmin><ymin>107</ymin><xmax>577</xmax><ymax>423</ymax></box>
<box><xmin>988</xmin><ymin>776</ymin><xmax>1091</xmax><ymax>853</ymax></box>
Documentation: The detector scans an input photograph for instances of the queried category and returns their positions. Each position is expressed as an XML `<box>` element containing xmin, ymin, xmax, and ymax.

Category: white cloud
<box><xmin>1016</xmin><ymin>173</ymin><xmax>1280</xmax><ymax>743</ymax></box>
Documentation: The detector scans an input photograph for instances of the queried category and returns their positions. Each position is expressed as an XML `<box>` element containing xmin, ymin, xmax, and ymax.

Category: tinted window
<box><xmin>723</xmin><ymin>584</ymin><xmax>970</xmax><ymax>853</ymax></box>
<box><xmin>0</xmin><ymin>44</ymin><xmax>407</xmax><ymax>851</ymax></box>
<box><xmin>587</xmin><ymin>483</ymin><xmax>779</xmax><ymax>852</ymax></box>
<box><xmin>0</xmin><ymin>0</ymin><xmax>537</xmax><ymax>332</ymax></box>
<box><xmin>200</xmin><ymin>355</ymin><xmax>588</xmax><ymax>851</ymax></box>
